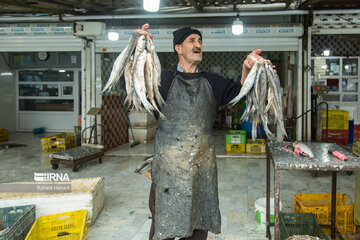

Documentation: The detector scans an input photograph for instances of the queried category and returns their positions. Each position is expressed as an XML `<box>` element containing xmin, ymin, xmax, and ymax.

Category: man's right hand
<box><xmin>134</xmin><ymin>23</ymin><xmax>153</xmax><ymax>39</ymax></box>
<box><xmin>240</xmin><ymin>49</ymin><xmax>264</xmax><ymax>85</ymax></box>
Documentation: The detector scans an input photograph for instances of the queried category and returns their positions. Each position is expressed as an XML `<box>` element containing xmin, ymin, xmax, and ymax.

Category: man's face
<box><xmin>176</xmin><ymin>34</ymin><xmax>203</xmax><ymax>65</ymax></box>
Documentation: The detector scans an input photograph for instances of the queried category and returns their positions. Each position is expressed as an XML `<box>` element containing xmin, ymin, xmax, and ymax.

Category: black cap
<box><xmin>173</xmin><ymin>27</ymin><xmax>202</xmax><ymax>52</ymax></box>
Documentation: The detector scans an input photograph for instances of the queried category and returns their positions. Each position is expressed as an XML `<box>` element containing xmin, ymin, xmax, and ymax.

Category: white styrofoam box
<box><xmin>0</xmin><ymin>177</ymin><xmax>104</xmax><ymax>226</ymax></box>
<box><xmin>129</xmin><ymin>110</ymin><xmax>157</xmax><ymax>127</ymax></box>
<box><xmin>129</xmin><ymin>123</ymin><xmax>157</xmax><ymax>142</ymax></box>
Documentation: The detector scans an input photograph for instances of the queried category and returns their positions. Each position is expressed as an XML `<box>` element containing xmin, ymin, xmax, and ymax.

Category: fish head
<box><xmin>136</xmin><ymin>35</ymin><xmax>146</xmax><ymax>51</ymax></box>
<box><xmin>146</xmin><ymin>36</ymin><xmax>155</xmax><ymax>52</ymax></box>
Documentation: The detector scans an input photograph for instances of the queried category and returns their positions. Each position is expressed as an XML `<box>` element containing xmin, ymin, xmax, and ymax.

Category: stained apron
<box><xmin>151</xmin><ymin>73</ymin><xmax>221</xmax><ymax>239</ymax></box>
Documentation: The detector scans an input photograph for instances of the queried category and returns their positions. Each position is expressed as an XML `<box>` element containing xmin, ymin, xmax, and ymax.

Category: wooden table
<box><xmin>266</xmin><ymin>142</ymin><xmax>360</xmax><ymax>240</ymax></box>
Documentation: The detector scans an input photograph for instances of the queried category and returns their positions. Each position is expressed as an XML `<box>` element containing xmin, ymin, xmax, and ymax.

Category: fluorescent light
<box><xmin>1</xmin><ymin>72</ymin><xmax>13</xmax><ymax>76</ymax></box>
<box><xmin>323</xmin><ymin>49</ymin><xmax>330</xmax><ymax>56</ymax></box>
<box><xmin>143</xmin><ymin>0</ymin><xmax>160</xmax><ymax>12</ymax></box>
<box><xmin>59</xmin><ymin>69</ymin><xmax>66</xmax><ymax>72</ymax></box>
<box><xmin>107</xmin><ymin>31</ymin><xmax>119</xmax><ymax>41</ymax></box>
<box><xmin>232</xmin><ymin>17</ymin><xmax>243</xmax><ymax>35</ymax></box>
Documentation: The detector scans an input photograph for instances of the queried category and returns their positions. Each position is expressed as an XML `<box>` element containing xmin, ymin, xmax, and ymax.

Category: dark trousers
<box><xmin>149</xmin><ymin>183</ymin><xmax>208</xmax><ymax>240</ymax></box>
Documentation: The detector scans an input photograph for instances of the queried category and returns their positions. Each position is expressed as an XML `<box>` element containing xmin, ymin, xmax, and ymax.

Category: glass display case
<box><xmin>326</xmin><ymin>78</ymin><xmax>339</xmax><ymax>92</ymax></box>
<box><xmin>18</xmin><ymin>70</ymin><xmax>75</xmax><ymax>112</ymax></box>
<box><xmin>19</xmin><ymin>99</ymin><xmax>74</xmax><ymax>111</ymax></box>
<box><xmin>342</xmin><ymin>58</ymin><xmax>358</xmax><ymax>76</ymax></box>
<box><xmin>311</xmin><ymin>57</ymin><xmax>360</xmax><ymax>117</ymax></box>
<box><xmin>342</xmin><ymin>78</ymin><xmax>358</xmax><ymax>93</ymax></box>
<box><xmin>342</xmin><ymin>95</ymin><xmax>358</xmax><ymax>102</ymax></box>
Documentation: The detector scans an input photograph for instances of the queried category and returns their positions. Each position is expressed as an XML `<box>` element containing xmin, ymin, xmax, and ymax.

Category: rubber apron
<box><xmin>151</xmin><ymin>73</ymin><xmax>221</xmax><ymax>239</ymax></box>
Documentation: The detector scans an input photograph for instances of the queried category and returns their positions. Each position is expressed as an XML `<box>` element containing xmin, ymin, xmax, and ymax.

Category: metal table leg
<box><xmin>266</xmin><ymin>144</ymin><xmax>271</xmax><ymax>239</ymax></box>
<box><xmin>274</xmin><ymin>169</ymin><xmax>280</xmax><ymax>240</ymax></box>
<box><xmin>331</xmin><ymin>171</ymin><xmax>337</xmax><ymax>239</ymax></box>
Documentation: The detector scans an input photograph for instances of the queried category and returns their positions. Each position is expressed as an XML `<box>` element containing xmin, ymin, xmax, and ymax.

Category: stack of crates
<box><xmin>322</xmin><ymin>110</ymin><xmax>349</xmax><ymax>145</ymax></box>
<box><xmin>0</xmin><ymin>205</ymin><xmax>35</xmax><ymax>240</ymax></box>
<box><xmin>0</xmin><ymin>129</ymin><xmax>8</xmax><ymax>142</ymax></box>
<box><xmin>41</xmin><ymin>132</ymin><xmax>75</xmax><ymax>153</ymax></box>
<box><xmin>294</xmin><ymin>193</ymin><xmax>356</xmax><ymax>235</ymax></box>
<box><xmin>226</xmin><ymin>130</ymin><xmax>246</xmax><ymax>153</ymax></box>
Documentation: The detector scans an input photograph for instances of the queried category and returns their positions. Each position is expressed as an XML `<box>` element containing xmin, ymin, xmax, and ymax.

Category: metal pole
<box><xmin>331</xmin><ymin>171</ymin><xmax>337</xmax><ymax>239</ymax></box>
<box><xmin>274</xmin><ymin>169</ymin><xmax>280</xmax><ymax>240</ymax></box>
<box><xmin>326</xmin><ymin>103</ymin><xmax>328</xmax><ymax>142</ymax></box>
<box><xmin>0</xmin><ymin>10</ymin><xmax>309</xmax><ymax>22</ymax></box>
<box><xmin>266</xmin><ymin>143</ymin><xmax>271</xmax><ymax>239</ymax></box>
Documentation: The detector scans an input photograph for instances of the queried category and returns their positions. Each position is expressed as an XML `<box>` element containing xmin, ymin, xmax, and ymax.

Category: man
<box><xmin>137</xmin><ymin>24</ymin><xmax>262</xmax><ymax>240</ymax></box>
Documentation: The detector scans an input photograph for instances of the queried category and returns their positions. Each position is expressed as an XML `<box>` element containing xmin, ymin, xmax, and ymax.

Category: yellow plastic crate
<box><xmin>41</xmin><ymin>144</ymin><xmax>69</xmax><ymax>154</ymax></box>
<box><xmin>246</xmin><ymin>139</ymin><xmax>266</xmax><ymax>154</ymax></box>
<box><xmin>294</xmin><ymin>193</ymin><xmax>356</xmax><ymax>234</ymax></box>
<box><xmin>0</xmin><ymin>128</ymin><xmax>8</xmax><ymax>142</ymax></box>
<box><xmin>352</xmin><ymin>145</ymin><xmax>360</xmax><ymax>157</ymax></box>
<box><xmin>25</xmin><ymin>210</ymin><xmax>87</xmax><ymax>240</ymax></box>
<box><xmin>41</xmin><ymin>133</ymin><xmax>75</xmax><ymax>146</ymax></box>
<box><xmin>322</xmin><ymin>110</ymin><xmax>349</xmax><ymax>130</ymax></box>
<box><xmin>41</xmin><ymin>133</ymin><xmax>75</xmax><ymax>153</ymax></box>
<box><xmin>226</xmin><ymin>143</ymin><xmax>245</xmax><ymax>153</ymax></box>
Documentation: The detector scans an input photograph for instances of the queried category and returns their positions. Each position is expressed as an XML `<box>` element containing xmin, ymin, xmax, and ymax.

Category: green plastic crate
<box><xmin>0</xmin><ymin>205</ymin><xmax>35</xmax><ymax>240</ymax></box>
<box><xmin>280</xmin><ymin>213</ymin><xmax>329</xmax><ymax>240</ymax></box>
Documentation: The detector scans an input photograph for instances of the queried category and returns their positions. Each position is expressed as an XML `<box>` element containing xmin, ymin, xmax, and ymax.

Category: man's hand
<box><xmin>134</xmin><ymin>23</ymin><xmax>153</xmax><ymax>39</ymax></box>
<box><xmin>240</xmin><ymin>49</ymin><xmax>265</xmax><ymax>85</ymax></box>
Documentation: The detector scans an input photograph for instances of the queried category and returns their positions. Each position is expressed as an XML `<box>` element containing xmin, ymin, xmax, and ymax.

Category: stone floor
<box><xmin>0</xmin><ymin>131</ymin><xmax>359</xmax><ymax>240</ymax></box>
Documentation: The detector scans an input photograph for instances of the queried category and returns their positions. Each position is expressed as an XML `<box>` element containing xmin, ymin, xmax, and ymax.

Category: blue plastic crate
<box><xmin>0</xmin><ymin>205</ymin><xmax>35</xmax><ymax>240</ymax></box>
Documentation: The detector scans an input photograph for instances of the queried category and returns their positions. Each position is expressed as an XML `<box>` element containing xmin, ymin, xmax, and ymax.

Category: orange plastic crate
<box><xmin>294</xmin><ymin>193</ymin><xmax>356</xmax><ymax>234</ymax></box>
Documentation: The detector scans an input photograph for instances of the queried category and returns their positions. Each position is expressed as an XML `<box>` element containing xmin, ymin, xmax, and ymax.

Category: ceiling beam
<box><xmin>301</xmin><ymin>0</ymin><xmax>323</xmax><ymax>8</ymax></box>
<box><xmin>301</xmin><ymin>0</ymin><xmax>359</xmax><ymax>9</ymax></box>
<box><xmin>185</xmin><ymin>0</ymin><xmax>203</xmax><ymax>12</ymax></box>
<box><xmin>42</xmin><ymin>0</ymin><xmax>105</xmax><ymax>12</ymax></box>
<box><xmin>0</xmin><ymin>0</ymin><xmax>71</xmax><ymax>13</ymax></box>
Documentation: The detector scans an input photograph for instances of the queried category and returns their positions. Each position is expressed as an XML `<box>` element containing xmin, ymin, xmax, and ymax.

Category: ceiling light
<box><xmin>107</xmin><ymin>30</ymin><xmax>119</xmax><ymax>41</ymax></box>
<box><xmin>323</xmin><ymin>49</ymin><xmax>330</xmax><ymax>56</ymax></box>
<box><xmin>232</xmin><ymin>15</ymin><xmax>243</xmax><ymax>35</ymax></box>
<box><xmin>143</xmin><ymin>0</ymin><xmax>160</xmax><ymax>12</ymax></box>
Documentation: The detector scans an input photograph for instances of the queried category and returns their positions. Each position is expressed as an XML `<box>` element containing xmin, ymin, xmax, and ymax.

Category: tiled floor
<box><xmin>0</xmin><ymin>131</ymin><xmax>358</xmax><ymax>239</ymax></box>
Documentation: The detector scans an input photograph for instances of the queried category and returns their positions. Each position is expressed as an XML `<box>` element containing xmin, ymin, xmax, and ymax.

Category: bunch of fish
<box><xmin>102</xmin><ymin>32</ymin><xmax>166</xmax><ymax>119</ymax></box>
<box><xmin>229</xmin><ymin>57</ymin><xmax>287</xmax><ymax>141</ymax></box>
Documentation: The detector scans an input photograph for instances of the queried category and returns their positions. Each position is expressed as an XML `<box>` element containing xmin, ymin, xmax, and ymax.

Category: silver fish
<box><xmin>124</xmin><ymin>58</ymin><xmax>133</xmax><ymax>105</ymax></box>
<box><xmin>133</xmin><ymin>45</ymin><xmax>155</xmax><ymax>113</ymax></box>
<box><xmin>292</xmin><ymin>142</ymin><xmax>314</xmax><ymax>158</ymax></box>
<box><xmin>228</xmin><ymin>61</ymin><xmax>261</xmax><ymax>106</ymax></box>
<box><xmin>145</xmin><ymin>51</ymin><xmax>166</xmax><ymax>119</ymax></box>
<box><xmin>146</xmin><ymin>36</ymin><xmax>166</xmax><ymax>106</ymax></box>
<box><xmin>103</xmin><ymin>32</ymin><xmax>140</xmax><ymax>93</ymax></box>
